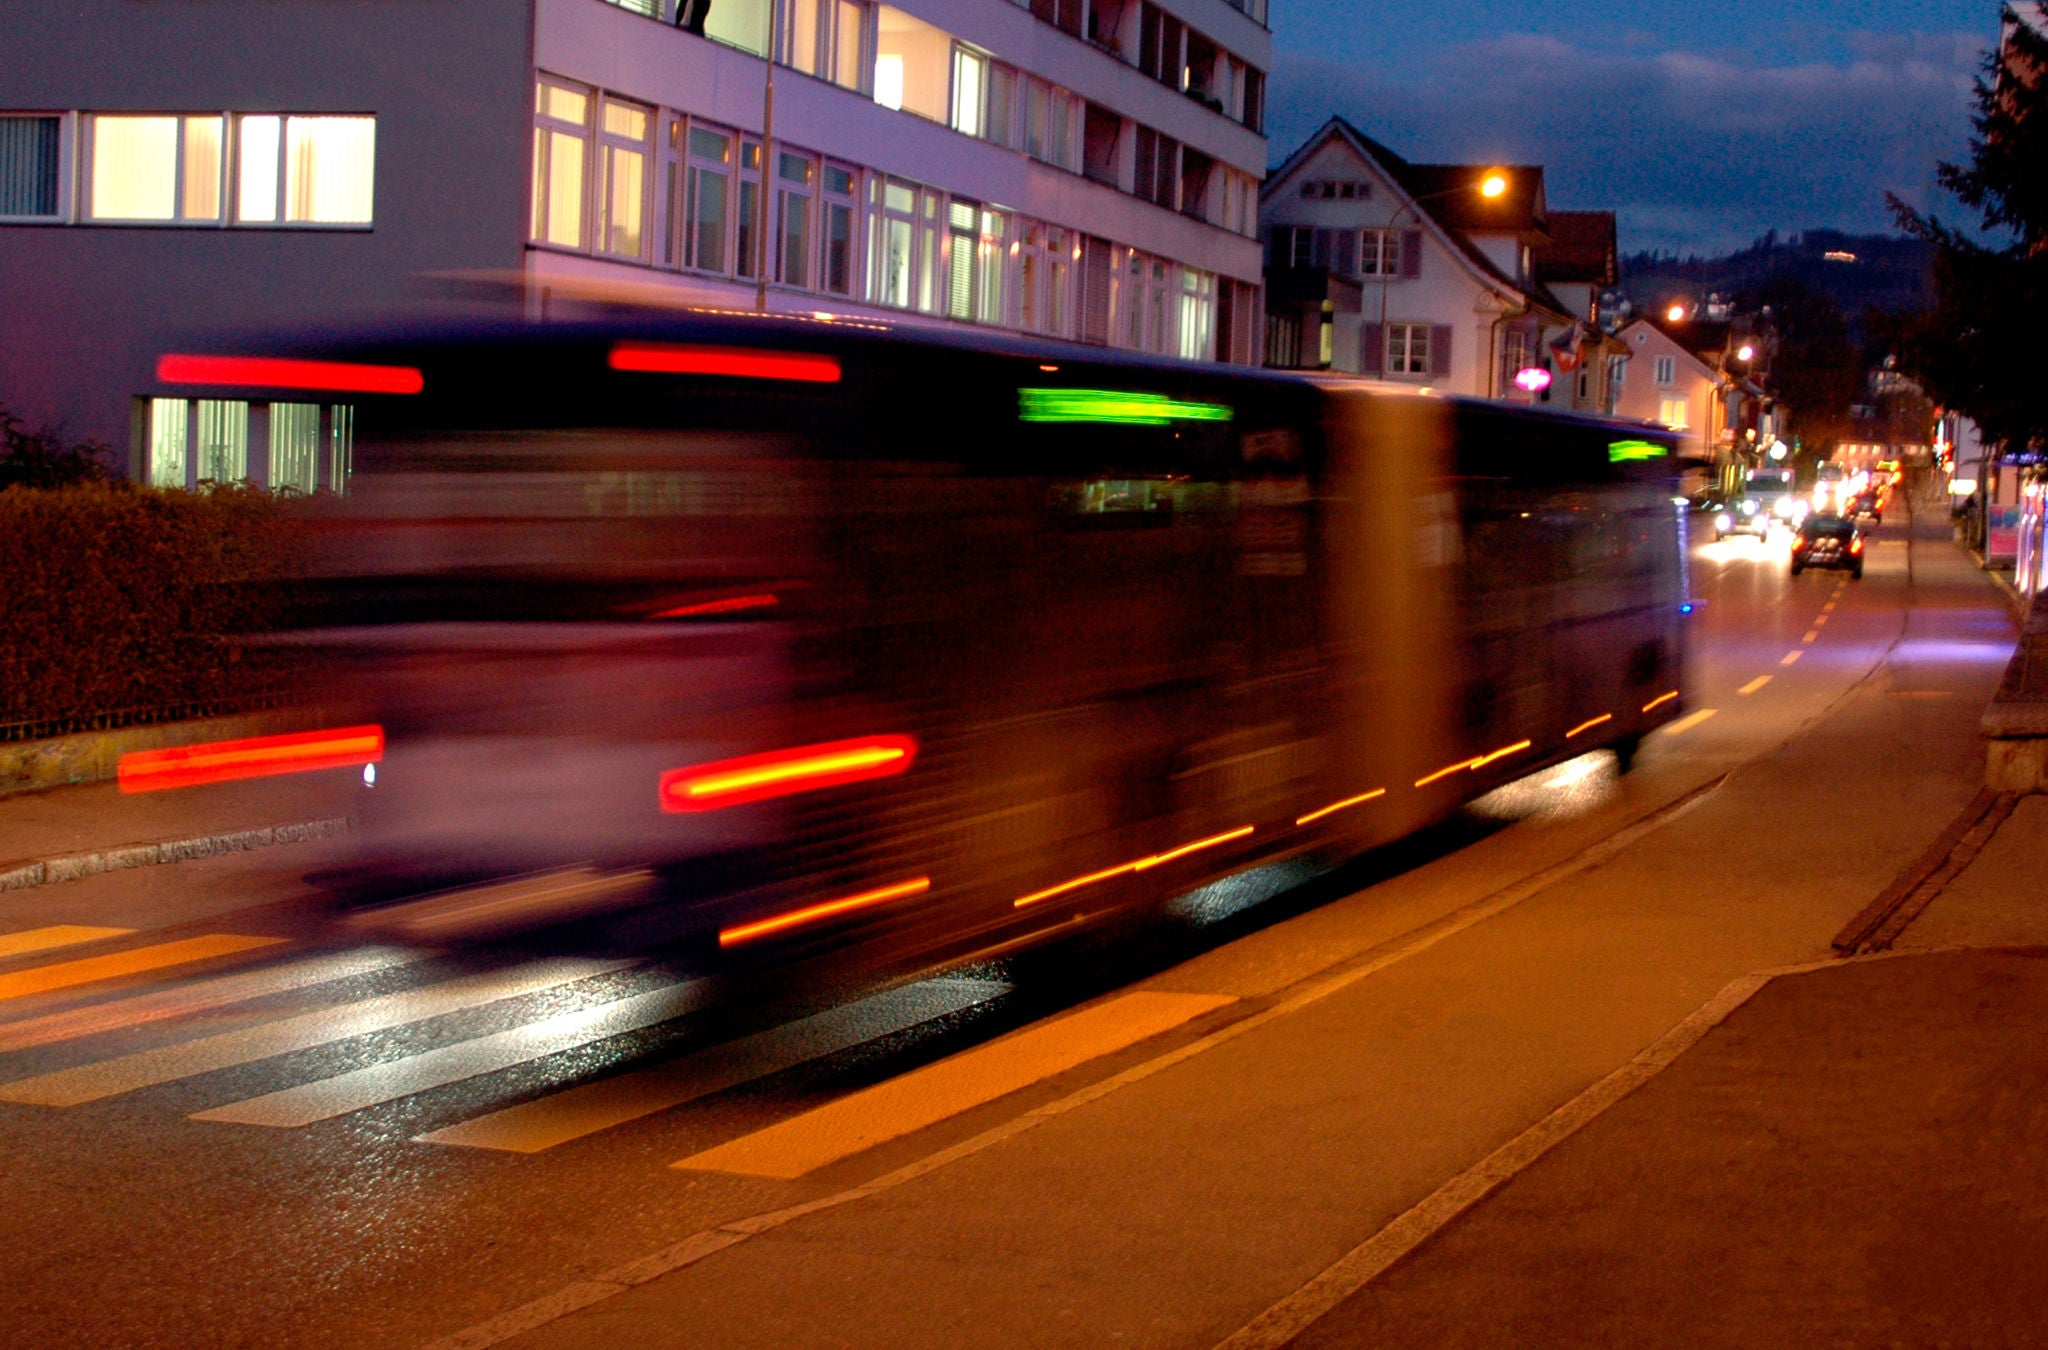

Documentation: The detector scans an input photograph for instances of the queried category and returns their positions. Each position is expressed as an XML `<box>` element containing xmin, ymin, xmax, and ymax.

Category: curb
<box><xmin>0</xmin><ymin>817</ymin><xmax>350</xmax><ymax>895</ymax></box>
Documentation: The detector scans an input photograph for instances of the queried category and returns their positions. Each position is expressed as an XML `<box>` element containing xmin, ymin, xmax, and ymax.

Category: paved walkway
<box><xmin>1282</xmin><ymin>794</ymin><xmax>2048</xmax><ymax>1349</ymax></box>
<box><xmin>0</xmin><ymin>772</ymin><xmax>352</xmax><ymax>869</ymax></box>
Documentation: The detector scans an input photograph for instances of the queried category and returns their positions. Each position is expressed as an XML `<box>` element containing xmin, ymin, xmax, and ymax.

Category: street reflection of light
<box><xmin>1296</xmin><ymin>788</ymin><xmax>1387</xmax><ymax>826</ymax></box>
<box><xmin>659</xmin><ymin>735</ymin><xmax>916</xmax><ymax>813</ymax></box>
<box><xmin>1013</xmin><ymin>826</ymin><xmax>1256</xmax><ymax>909</ymax></box>
<box><xmin>650</xmin><ymin>594</ymin><xmax>780</xmax><ymax>619</ymax></box>
<box><xmin>1566</xmin><ymin>714</ymin><xmax>1613</xmax><ymax>738</ymax></box>
<box><xmin>1470</xmin><ymin>751</ymin><xmax>1619</xmax><ymax>823</ymax></box>
<box><xmin>157</xmin><ymin>354</ymin><xmax>424</xmax><ymax>395</ymax></box>
<box><xmin>1642</xmin><ymin>691</ymin><xmax>1680</xmax><ymax>713</ymax></box>
<box><xmin>119</xmin><ymin>725</ymin><xmax>384</xmax><ymax>793</ymax></box>
<box><xmin>1544</xmin><ymin>755</ymin><xmax>1603</xmax><ymax>789</ymax></box>
<box><xmin>609</xmin><ymin>342</ymin><xmax>842</xmax><ymax>384</ymax></box>
<box><xmin>718</xmin><ymin>877</ymin><xmax>931</xmax><ymax>946</ymax></box>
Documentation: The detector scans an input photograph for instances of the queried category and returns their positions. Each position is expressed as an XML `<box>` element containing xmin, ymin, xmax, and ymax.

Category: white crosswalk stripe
<box><xmin>192</xmin><ymin>977</ymin><xmax>714</xmax><ymax>1127</ymax></box>
<box><xmin>0</xmin><ymin>957</ymin><xmax>624</xmax><ymax>1107</ymax></box>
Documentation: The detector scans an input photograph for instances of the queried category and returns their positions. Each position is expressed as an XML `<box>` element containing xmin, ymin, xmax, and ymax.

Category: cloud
<box><xmin>1269</xmin><ymin>31</ymin><xmax>1987</xmax><ymax>255</ymax></box>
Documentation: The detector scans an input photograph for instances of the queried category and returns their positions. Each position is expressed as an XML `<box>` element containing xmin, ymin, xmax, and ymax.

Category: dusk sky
<box><xmin>1268</xmin><ymin>0</ymin><xmax>2003</xmax><ymax>256</ymax></box>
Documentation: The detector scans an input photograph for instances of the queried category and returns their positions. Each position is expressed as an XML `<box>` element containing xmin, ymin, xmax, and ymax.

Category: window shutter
<box><xmin>1359</xmin><ymin>323</ymin><xmax>1384</xmax><ymax>376</ymax></box>
<box><xmin>1429</xmin><ymin>325</ymin><xmax>1452</xmax><ymax>377</ymax></box>
<box><xmin>1400</xmin><ymin>231</ymin><xmax>1424</xmax><ymax>279</ymax></box>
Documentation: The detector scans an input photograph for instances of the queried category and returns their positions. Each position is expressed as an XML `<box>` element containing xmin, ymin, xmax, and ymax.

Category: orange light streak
<box><xmin>1566</xmin><ymin>714</ymin><xmax>1614</xmax><ymax>739</ymax></box>
<box><xmin>718</xmin><ymin>877</ymin><xmax>931</xmax><ymax>946</ymax></box>
<box><xmin>1642</xmin><ymin>691</ymin><xmax>1680</xmax><ymax>713</ymax></box>
<box><xmin>1472</xmin><ymin>740</ymin><xmax>1533</xmax><ymax>769</ymax></box>
<box><xmin>1414</xmin><ymin>758</ymin><xmax>1481</xmax><ymax>788</ymax></box>
<box><xmin>1013</xmin><ymin>826</ymin><xmax>1257</xmax><ymax>909</ymax></box>
<box><xmin>659</xmin><ymin>735</ymin><xmax>916</xmax><ymax>813</ymax></box>
<box><xmin>118</xmin><ymin>726</ymin><xmax>384</xmax><ymax>794</ymax></box>
<box><xmin>1296</xmin><ymin>789</ymin><xmax>1388</xmax><ymax>827</ymax></box>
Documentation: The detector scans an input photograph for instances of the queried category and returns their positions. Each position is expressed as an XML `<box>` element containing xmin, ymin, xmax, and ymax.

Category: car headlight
<box><xmin>1716</xmin><ymin>512</ymin><xmax>1732</xmax><ymax>531</ymax></box>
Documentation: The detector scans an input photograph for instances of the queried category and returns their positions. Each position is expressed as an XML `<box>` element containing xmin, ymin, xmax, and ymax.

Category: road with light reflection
<box><xmin>0</xmin><ymin>493</ymin><xmax>2017</xmax><ymax>1350</ymax></box>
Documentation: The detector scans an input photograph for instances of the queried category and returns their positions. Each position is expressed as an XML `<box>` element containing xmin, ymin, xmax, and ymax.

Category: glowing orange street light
<box><xmin>1480</xmin><ymin>172</ymin><xmax>1509</xmax><ymax>199</ymax></box>
<box><xmin>1667</xmin><ymin>304</ymin><xmax>1688</xmax><ymax>323</ymax></box>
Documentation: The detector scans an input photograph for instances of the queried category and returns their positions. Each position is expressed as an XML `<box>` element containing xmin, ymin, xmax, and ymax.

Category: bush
<box><xmin>0</xmin><ymin>483</ymin><xmax>307</xmax><ymax>734</ymax></box>
<box><xmin>0</xmin><ymin>404</ymin><xmax>113</xmax><ymax>490</ymax></box>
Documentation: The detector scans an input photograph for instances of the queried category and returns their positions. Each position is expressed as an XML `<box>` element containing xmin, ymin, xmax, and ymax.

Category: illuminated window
<box><xmin>269</xmin><ymin>403</ymin><xmax>320</xmax><ymax>494</ymax></box>
<box><xmin>786</xmin><ymin>0</ymin><xmax>866</xmax><ymax>89</ymax></box>
<box><xmin>598</xmin><ymin>98</ymin><xmax>650</xmax><ymax>259</ymax></box>
<box><xmin>821</xmin><ymin>163</ymin><xmax>858</xmax><ymax>296</ymax></box>
<box><xmin>89</xmin><ymin>115</ymin><xmax>223</xmax><ymax>222</ymax></box>
<box><xmin>233</xmin><ymin>115</ymin><xmax>373</xmax><ymax>225</ymax></box>
<box><xmin>1658</xmin><ymin>396</ymin><xmax>1690</xmax><ymax>429</ymax></box>
<box><xmin>328</xmin><ymin>405</ymin><xmax>355</xmax><ymax>494</ymax></box>
<box><xmin>532</xmin><ymin>81</ymin><xmax>589</xmax><ymax>248</ymax></box>
<box><xmin>148</xmin><ymin>398</ymin><xmax>188</xmax><ymax>489</ymax></box>
<box><xmin>874</xmin><ymin>7</ymin><xmax>951</xmax><ymax>120</ymax></box>
<box><xmin>682</xmin><ymin>125</ymin><xmax>732</xmax><ymax>274</ymax></box>
<box><xmin>701</xmin><ymin>0</ymin><xmax>771</xmax><ymax>55</ymax></box>
<box><xmin>1178</xmin><ymin>268</ymin><xmax>1215</xmax><ymax>360</ymax></box>
<box><xmin>0</xmin><ymin>115</ymin><xmax>62</xmax><ymax>218</ymax></box>
<box><xmin>870</xmin><ymin>176</ymin><xmax>918</xmax><ymax>308</ymax></box>
<box><xmin>951</xmin><ymin>46</ymin><xmax>987</xmax><ymax>137</ymax></box>
<box><xmin>776</xmin><ymin>150</ymin><xmax>814</xmax><ymax>288</ymax></box>
<box><xmin>1387</xmin><ymin>322</ymin><xmax>1431</xmax><ymax>376</ymax></box>
<box><xmin>195</xmin><ymin>400</ymin><xmax>248</xmax><ymax>484</ymax></box>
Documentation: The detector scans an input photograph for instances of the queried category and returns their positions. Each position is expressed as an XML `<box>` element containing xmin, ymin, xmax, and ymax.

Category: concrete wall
<box><xmin>0</xmin><ymin>0</ymin><xmax>534</xmax><ymax>456</ymax></box>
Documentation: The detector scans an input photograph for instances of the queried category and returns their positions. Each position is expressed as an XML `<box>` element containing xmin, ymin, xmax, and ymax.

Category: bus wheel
<box><xmin>1612</xmin><ymin>735</ymin><xmax>1642</xmax><ymax>774</ymax></box>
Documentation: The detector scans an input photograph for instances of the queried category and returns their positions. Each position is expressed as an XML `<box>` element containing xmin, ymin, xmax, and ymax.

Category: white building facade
<box><xmin>0</xmin><ymin>0</ymin><xmax>1269</xmax><ymax>488</ymax></box>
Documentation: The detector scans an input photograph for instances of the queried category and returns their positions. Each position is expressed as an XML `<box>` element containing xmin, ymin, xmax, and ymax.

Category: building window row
<box><xmin>587</xmin><ymin>0</ymin><xmax>1262</xmax><ymax>227</ymax></box>
<box><xmin>530</xmin><ymin>77</ymin><xmax>1243</xmax><ymax>361</ymax></box>
<box><xmin>0</xmin><ymin>111</ymin><xmax>375</xmax><ymax>226</ymax></box>
<box><xmin>1268</xmin><ymin>226</ymin><xmax>1425</xmax><ymax>281</ymax></box>
<box><xmin>142</xmin><ymin>397</ymin><xmax>355</xmax><ymax>493</ymax></box>
<box><xmin>1010</xmin><ymin>0</ymin><xmax>1265</xmax><ymax>132</ymax></box>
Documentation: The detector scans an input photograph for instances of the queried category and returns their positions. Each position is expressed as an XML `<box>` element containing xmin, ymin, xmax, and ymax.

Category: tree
<box><xmin>1746</xmin><ymin>276</ymin><xmax>1860</xmax><ymax>456</ymax></box>
<box><xmin>1889</xmin><ymin>4</ymin><xmax>2048</xmax><ymax>453</ymax></box>
<box><xmin>0</xmin><ymin>403</ymin><xmax>112</xmax><ymax>490</ymax></box>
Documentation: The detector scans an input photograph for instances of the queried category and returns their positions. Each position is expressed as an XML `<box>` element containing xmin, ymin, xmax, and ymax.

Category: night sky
<box><xmin>1269</xmin><ymin>0</ymin><xmax>2002</xmax><ymax>256</ymax></box>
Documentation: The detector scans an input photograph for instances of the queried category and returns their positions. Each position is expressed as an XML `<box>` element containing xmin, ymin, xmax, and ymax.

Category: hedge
<box><xmin>0</xmin><ymin>485</ymin><xmax>307</xmax><ymax>737</ymax></box>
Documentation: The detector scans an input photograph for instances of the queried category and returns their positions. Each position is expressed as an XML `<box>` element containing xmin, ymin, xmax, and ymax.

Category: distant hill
<box><xmin>1619</xmin><ymin>231</ymin><xmax>1934</xmax><ymax>321</ymax></box>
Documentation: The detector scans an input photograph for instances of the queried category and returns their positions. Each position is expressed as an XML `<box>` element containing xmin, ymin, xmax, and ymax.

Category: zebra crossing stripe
<box><xmin>0</xmin><ymin>926</ymin><xmax>133</xmax><ymax>961</ymax></box>
<box><xmin>0</xmin><ymin>946</ymin><xmax>427</xmax><ymax>1054</ymax></box>
<box><xmin>0</xmin><ymin>934</ymin><xmax>285</xmax><ymax>1004</ymax></box>
<box><xmin>191</xmin><ymin>978</ymin><xmax>716</xmax><ymax>1127</ymax></box>
<box><xmin>0</xmin><ymin>957</ymin><xmax>624</xmax><ymax>1107</ymax></box>
<box><xmin>418</xmin><ymin>977</ymin><xmax>1006</xmax><ymax>1153</ymax></box>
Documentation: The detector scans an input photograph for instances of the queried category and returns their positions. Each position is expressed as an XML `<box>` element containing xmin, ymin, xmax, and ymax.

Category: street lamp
<box><xmin>1374</xmin><ymin>168</ymin><xmax>1510</xmax><ymax>379</ymax></box>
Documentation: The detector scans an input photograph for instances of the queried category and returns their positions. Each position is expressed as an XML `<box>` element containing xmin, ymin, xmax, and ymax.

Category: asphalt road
<box><xmin>0</xmin><ymin>492</ymin><xmax>2016</xmax><ymax>1350</ymax></box>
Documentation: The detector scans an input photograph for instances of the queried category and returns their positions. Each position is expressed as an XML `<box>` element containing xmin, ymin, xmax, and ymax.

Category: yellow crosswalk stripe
<box><xmin>420</xmin><ymin>978</ymin><xmax>1002</xmax><ymax>1153</ymax></box>
<box><xmin>674</xmin><ymin>989</ymin><xmax>1235</xmax><ymax>1180</ymax></box>
<box><xmin>0</xmin><ymin>926</ymin><xmax>132</xmax><ymax>961</ymax></box>
<box><xmin>0</xmin><ymin>934</ymin><xmax>285</xmax><ymax>1003</ymax></box>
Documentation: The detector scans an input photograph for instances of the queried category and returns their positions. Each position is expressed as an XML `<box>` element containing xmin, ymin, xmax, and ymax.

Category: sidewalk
<box><xmin>0</xmin><ymin>772</ymin><xmax>356</xmax><ymax>890</ymax></box>
<box><xmin>1269</xmin><ymin>795</ymin><xmax>2048</xmax><ymax>1349</ymax></box>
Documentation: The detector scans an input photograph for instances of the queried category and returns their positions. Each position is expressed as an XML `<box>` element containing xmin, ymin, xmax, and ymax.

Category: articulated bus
<box><xmin>157</xmin><ymin>316</ymin><xmax>1687</xmax><ymax>969</ymax></box>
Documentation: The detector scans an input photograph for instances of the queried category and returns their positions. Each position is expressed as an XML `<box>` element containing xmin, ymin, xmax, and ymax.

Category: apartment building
<box><xmin>0</xmin><ymin>0</ymin><xmax>1269</xmax><ymax>489</ymax></box>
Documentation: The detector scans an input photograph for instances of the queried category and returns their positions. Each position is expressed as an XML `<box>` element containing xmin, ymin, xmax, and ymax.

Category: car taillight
<box><xmin>1793</xmin><ymin>537</ymin><xmax>1808</xmax><ymax>550</ymax></box>
<box><xmin>1850</xmin><ymin>538</ymin><xmax>1864</xmax><ymax>554</ymax></box>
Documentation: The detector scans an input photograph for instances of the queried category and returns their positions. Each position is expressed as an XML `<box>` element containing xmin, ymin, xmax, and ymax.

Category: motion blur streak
<box><xmin>1415</xmin><ymin>759</ymin><xmax>1482</xmax><ymax>788</ymax></box>
<box><xmin>1017</xmin><ymin>387</ymin><xmax>1234</xmax><ymax>426</ymax></box>
<box><xmin>1472</xmin><ymin>740</ymin><xmax>1534</xmax><ymax>770</ymax></box>
<box><xmin>658</xmin><ymin>736</ymin><xmax>918</xmax><ymax>813</ymax></box>
<box><xmin>1014</xmin><ymin>827</ymin><xmax>1257</xmax><ymax>909</ymax></box>
<box><xmin>717</xmin><ymin>878</ymin><xmax>932</xmax><ymax>947</ymax></box>
<box><xmin>1296</xmin><ymin>789</ymin><xmax>1388</xmax><ymax>827</ymax></box>
<box><xmin>117</xmin><ymin>725</ymin><xmax>385</xmax><ymax>794</ymax></box>
<box><xmin>649</xmin><ymin>594</ymin><xmax>781</xmax><ymax>619</ymax></box>
<box><xmin>608</xmin><ymin>342</ymin><xmax>841</xmax><ymax>383</ymax></box>
<box><xmin>155</xmin><ymin>354</ymin><xmax>424</xmax><ymax>394</ymax></box>
<box><xmin>1566</xmin><ymin>714</ymin><xmax>1614</xmax><ymax>738</ymax></box>
<box><xmin>1642</xmin><ymin>691</ymin><xmax>1681</xmax><ymax>713</ymax></box>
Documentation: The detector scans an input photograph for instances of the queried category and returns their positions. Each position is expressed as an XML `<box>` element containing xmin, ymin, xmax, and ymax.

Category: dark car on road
<box><xmin>1848</xmin><ymin>490</ymin><xmax>1884</xmax><ymax>524</ymax></box>
<box><xmin>1791</xmin><ymin>512</ymin><xmax>1865</xmax><ymax>579</ymax></box>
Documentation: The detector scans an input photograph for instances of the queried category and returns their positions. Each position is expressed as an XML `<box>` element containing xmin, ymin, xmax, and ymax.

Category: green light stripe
<box><xmin>1019</xmin><ymin>388</ymin><xmax>1234</xmax><ymax>426</ymax></box>
<box><xmin>1608</xmin><ymin>439</ymin><xmax>1668</xmax><ymax>463</ymax></box>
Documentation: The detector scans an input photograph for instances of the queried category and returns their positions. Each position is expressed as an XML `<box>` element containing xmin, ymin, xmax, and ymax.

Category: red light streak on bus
<box><xmin>658</xmin><ymin>735</ymin><xmax>917</xmax><ymax>813</ymax></box>
<box><xmin>608</xmin><ymin>343</ymin><xmax>841</xmax><ymax>383</ymax></box>
<box><xmin>156</xmin><ymin>355</ymin><xmax>424</xmax><ymax>394</ymax></box>
<box><xmin>119</xmin><ymin>725</ymin><xmax>385</xmax><ymax>793</ymax></box>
